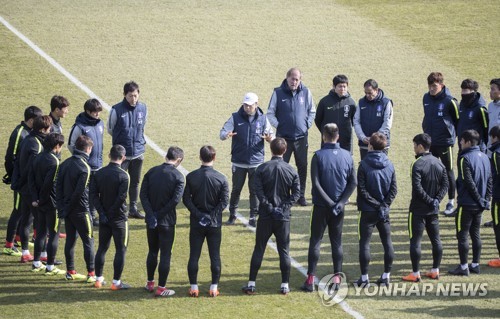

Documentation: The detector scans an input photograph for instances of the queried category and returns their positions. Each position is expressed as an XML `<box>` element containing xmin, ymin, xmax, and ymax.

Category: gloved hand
<box><xmin>271</xmin><ymin>206</ymin><xmax>284</xmax><ymax>220</ymax></box>
<box><xmin>332</xmin><ymin>202</ymin><xmax>344</xmax><ymax>216</ymax></box>
<box><xmin>99</xmin><ymin>213</ymin><xmax>109</xmax><ymax>225</ymax></box>
<box><xmin>267</xmin><ymin>203</ymin><xmax>274</xmax><ymax>214</ymax></box>
<box><xmin>199</xmin><ymin>215</ymin><xmax>211</xmax><ymax>227</ymax></box>
<box><xmin>2</xmin><ymin>174</ymin><xmax>11</xmax><ymax>185</ymax></box>
<box><xmin>432</xmin><ymin>199</ymin><xmax>440</xmax><ymax>210</ymax></box>
<box><xmin>480</xmin><ymin>199</ymin><xmax>491</xmax><ymax>210</ymax></box>
<box><xmin>378</xmin><ymin>206</ymin><xmax>390</xmax><ymax>221</ymax></box>
<box><xmin>146</xmin><ymin>213</ymin><xmax>157</xmax><ymax>229</ymax></box>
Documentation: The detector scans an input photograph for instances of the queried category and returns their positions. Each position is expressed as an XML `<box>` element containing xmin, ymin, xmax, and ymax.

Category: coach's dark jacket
<box><xmin>110</xmin><ymin>99</ymin><xmax>147</xmax><ymax>157</ymax></box>
<box><xmin>91</xmin><ymin>162</ymin><xmax>129</xmax><ymax>223</ymax></box>
<box><xmin>183</xmin><ymin>166</ymin><xmax>228</xmax><ymax>228</ymax></box>
<box><xmin>253</xmin><ymin>156</ymin><xmax>300</xmax><ymax>221</ymax></box>
<box><xmin>140</xmin><ymin>163</ymin><xmax>184</xmax><ymax>227</ymax></box>
<box><xmin>28</xmin><ymin>150</ymin><xmax>60</xmax><ymax>208</ymax></box>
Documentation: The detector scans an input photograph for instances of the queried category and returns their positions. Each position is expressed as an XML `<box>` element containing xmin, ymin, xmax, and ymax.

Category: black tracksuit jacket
<box><xmin>28</xmin><ymin>150</ymin><xmax>60</xmax><ymax>208</ymax></box>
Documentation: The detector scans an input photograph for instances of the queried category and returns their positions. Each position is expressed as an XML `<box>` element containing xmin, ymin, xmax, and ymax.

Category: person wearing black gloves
<box><xmin>449</xmin><ymin>130</ymin><xmax>492</xmax><ymax>276</ymax></box>
<box><xmin>140</xmin><ymin>146</ymin><xmax>185</xmax><ymax>297</ymax></box>
<box><xmin>242</xmin><ymin>137</ymin><xmax>300</xmax><ymax>295</ymax></box>
<box><xmin>487</xmin><ymin>125</ymin><xmax>500</xmax><ymax>268</ymax></box>
<box><xmin>300</xmin><ymin>123</ymin><xmax>356</xmax><ymax>292</ymax></box>
<box><xmin>183</xmin><ymin>146</ymin><xmax>229</xmax><ymax>298</ymax></box>
<box><xmin>403</xmin><ymin>133</ymin><xmax>449</xmax><ymax>283</ymax></box>
<box><xmin>91</xmin><ymin>145</ymin><xmax>130</xmax><ymax>290</ymax></box>
<box><xmin>354</xmin><ymin>132</ymin><xmax>397</xmax><ymax>287</ymax></box>
<box><xmin>56</xmin><ymin>135</ymin><xmax>96</xmax><ymax>282</ymax></box>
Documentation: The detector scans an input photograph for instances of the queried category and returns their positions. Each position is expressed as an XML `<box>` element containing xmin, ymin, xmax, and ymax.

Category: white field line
<box><xmin>0</xmin><ymin>15</ymin><xmax>362</xmax><ymax>319</ymax></box>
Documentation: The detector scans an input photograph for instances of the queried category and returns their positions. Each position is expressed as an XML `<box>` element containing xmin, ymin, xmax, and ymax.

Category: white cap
<box><xmin>242</xmin><ymin>92</ymin><xmax>258</xmax><ymax>105</ymax></box>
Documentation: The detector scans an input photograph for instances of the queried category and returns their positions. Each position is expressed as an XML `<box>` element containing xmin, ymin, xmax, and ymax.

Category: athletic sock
<box><xmin>46</xmin><ymin>265</ymin><xmax>54</xmax><ymax>271</ymax></box>
<box><xmin>113</xmin><ymin>279</ymin><xmax>121</xmax><ymax>286</ymax></box>
<box><xmin>33</xmin><ymin>261</ymin><xmax>42</xmax><ymax>268</ymax></box>
<box><xmin>413</xmin><ymin>271</ymin><xmax>420</xmax><ymax>277</ymax></box>
<box><xmin>248</xmin><ymin>281</ymin><xmax>256</xmax><ymax>287</ymax></box>
<box><xmin>361</xmin><ymin>274</ymin><xmax>369</xmax><ymax>281</ymax></box>
<box><xmin>382</xmin><ymin>272</ymin><xmax>390</xmax><ymax>279</ymax></box>
<box><xmin>22</xmin><ymin>250</ymin><xmax>30</xmax><ymax>255</ymax></box>
<box><xmin>471</xmin><ymin>263</ymin><xmax>479</xmax><ymax>268</ymax></box>
<box><xmin>191</xmin><ymin>284</ymin><xmax>198</xmax><ymax>291</ymax></box>
<box><xmin>281</xmin><ymin>283</ymin><xmax>289</xmax><ymax>289</ymax></box>
<box><xmin>210</xmin><ymin>284</ymin><xmax>218</xmax><ymax>291</ymax></box>
<box><xmin>41</xmin><ymin>251</ymin><xmax>47</xmax><ymax>258</ymax></box>
<box><xmin>431</xmin><ymin>268</ymin><xmax>439</xmax><ymax>273</ymax></box>
<box><xmin>461</xmin><ymin>264</ymin><xmax>468</xmax><ymax>270</ymax></box>
<box><xmin>97</xmin><ymin>276</ymin><xmax>104</xmax><ymax>282</ymax></box>
<box><xmin>306</xmin><ymin>274</ymin><xmax>314</xmax><ymax>285</ymax></box>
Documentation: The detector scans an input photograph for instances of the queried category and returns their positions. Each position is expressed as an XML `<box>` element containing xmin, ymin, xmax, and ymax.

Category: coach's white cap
<box><xmin>242</xmin><ymin>92</ymin><xmax>258</xmax><ymax>105</ymax></box>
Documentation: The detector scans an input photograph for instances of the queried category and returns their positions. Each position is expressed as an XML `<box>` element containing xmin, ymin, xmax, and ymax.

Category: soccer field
<box><xmin>0</xmin><ymin>1</ymin><xmax>498</xmax><ymax>318</ymax></box>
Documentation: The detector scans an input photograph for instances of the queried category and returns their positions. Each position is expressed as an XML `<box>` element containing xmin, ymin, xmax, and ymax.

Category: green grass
<box><xmin>0</xmin><ymin>1</ymin><xmax>499</xmax><ymax>318</ymax></box>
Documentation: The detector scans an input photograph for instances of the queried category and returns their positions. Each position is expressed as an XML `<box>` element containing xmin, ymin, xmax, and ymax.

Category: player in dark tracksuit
<box><xmin>422</xmin><ymin>72</ymin><xmax>459</xmax><ymax>215</ymax></box>
<box><xmin>91</xmin><ymin>145</ymin><xmax>130</xmax><ymax>290</ymax></box>
<box><xmin>56</xmin><ymin>135</ymin><xmax>96</xmax><ymax>282</ymax></box>
<box><xmin>301</xmin><ymin>123</ymin><xmax>356</xmax><ymax>292</ymax></box>
<box><xmin>11</xmin><ymin>115</ymin><xmax>52</xmax><ymax>263</ymax></box>
<box><xmin>457</xmin><ymin>79</ymin><xmax>488</xmax><ymax>152</ymax></box>
<box><xmin>355</xmin><ymin>132</ymin><xmax>397</xmax><ymax>287</ymax></box>
<box><xmin>183</xmin><ymin>146</ymin><xmax>229</xmax><ymax>298</ymax></box>
<box><xmin>242</xmin><ymin>138</ymin><xmax>300</xmax><ymax>295</ymax></box>
<box><xmin>402</xmin><ymin>133</ymin><xmax>448</xmax><ymax>283</ymax></box>
<box><xmin>3</xmin><ymin>106</ymin><xmax>42</xmax><ymax>256</ymax></box>
<box><xmin>28</xmin><ymin>133</ymin><xmax>65</xmax><ymax>274</ymax></box>
<box><xmin>449</xmin><ymin>130</ymin><xmax>492</xmax><ymax>276</ymax></box>
<box><xmin>140</xmin><ymin>146</ymin><xmax>185</xmax><ymax>297</ymax></box>
<box><xmin>488</xmin><ymin>125</ymin><xmax>500</xmax><ymax>267</ymax></box>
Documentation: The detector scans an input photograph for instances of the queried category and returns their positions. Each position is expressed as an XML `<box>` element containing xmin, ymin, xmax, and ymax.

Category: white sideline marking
<box><xmin>1</xmin><ymin>15</ymin><xmax>361</xmax><ymax>318</ymax></box>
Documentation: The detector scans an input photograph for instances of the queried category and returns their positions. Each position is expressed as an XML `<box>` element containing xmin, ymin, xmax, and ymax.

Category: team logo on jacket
<box><xmin>299</xmin><ymin>96</ymin><xmax>305</xmax><ymax>104</ymax></box>
<box><xmin>468</xmin><ymin>111</ymin><xmax>474</xmax><ymax>119</ymax></box>
<box><xmin>437</xmin><ymin>103</ymin><xmax>444</xmax><ymax>117</ymax></box>
<box><xmin>376</xmin><ymin>104</ymin><xmax>382</xmax><ymax>117</ymax></box>
<box><xmin>98</xmin><ymin>126</ymin><xmax>104</xmax><ymax>134</ymax></box>
<box><xmin>138</xmin><ymin>112</ymin><xmax>144</xmax><ymax>125</ymax></box>
<box><xmin>344</xmin><ymin>105</ymin><xmax>350</xmax><ymax>118</ymax></box>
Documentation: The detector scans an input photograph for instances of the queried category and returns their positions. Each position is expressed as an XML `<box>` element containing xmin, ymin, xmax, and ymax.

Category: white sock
<box><xmin>361</xmin><ymin>274</ymin><xmax>369</xmax><ymax>281</ymax></box>
<box><xmin>46</xmin><ymin>264</ymin><xmax>54</xmax><ymax>271</ymax></box>
<box><xmin>33</xmin><ymin>261</ymin><xmax>42</xmax><ymax>268</ymax></box>
<box><xmin>22</xmin><ymin>250</ymin><xmax>30</xmax><ymax>256</ymax></box>
<box><xmin>461</xmin><ymin>264</ymin><xmax>468</xmax><ymax>270</ymax></box>
<box><xmin>471</xmin><ymin>263</ymin><xmax>479</xmax><ymax>268</ymax></box>
<box><xmin>281</xmin><ymin>283</ymin><xmax>289</xmax><ymax>289</ymax></box>
<box><xmin>431</xmin><ymin>268</ymin><xmax>439</xmax><ymax>273</ymax></box>
<box><xmin>97</xmin><ymin>276</ymin><xmax>104</xmax><ymax>282</ymax></box>
<box><xmin>113</xmin><ymin>279</ymin><xmax>121</xmax><ymax>286</ymax></box>
<box><xmin>248</xmin><ymin>281</ymin><xmax>256</xmax><ymax>287</ymax></box>
<box><xmin>413</xmin><ymin>271</ymin><xmax>420</xmax><ymax>277</ymax></box>
<box><xmin>448</xmin><ymin>199</ymin><xmax>454</xmax><ymax>205</ymax></box>
<box><xmin>40</xmin><ymin>251</ymin><xmax>47</xmax><ymax>258</ymax></box>
<box><xmin>191</xmin><ymin>284</ymin><xmax>198</xmax><ymax>291</ymax></box>
<box><xmin>382</xmin><ymin>272</ymin><xmax>390</xmax><ymax>279</ymax></box>
<box><xmin>210</xmin><ymin>284</ymin><xmax>218</xmax><ymax>291</ymax></box>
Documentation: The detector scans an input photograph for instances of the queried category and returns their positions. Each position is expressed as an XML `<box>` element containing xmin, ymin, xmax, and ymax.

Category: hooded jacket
<box><xmin>456</xmin><ymin>146</ymin><xmax>492</xmax><ymax>208</ymax></box>
<box><xmin>28</xmin><ymin>149</ymin><xmax>60</xmax><ymax>208</ymax></box>
<box><xmin>4</xmin><ymin>121</ymin><xmax>31</xmax><ymax>181</ymax></box>
<box><xmin>356</xmin><ymin>151</ymin><xmax>397</xmax><ymax>212</ymax></box>
<box><xmin>422</xmin><ymin>86</ymin><xmax>459</xmax><ymax>147</ymax></box>
<box><xmin>490</xmin><ymin>142</ymin><xmax>500</xmax><ymax>201</ymax></box>
<box><xmin>457</xmin><ymin>92</ymin><xmax>488</xmax><ymax>150</ymax></box>
<box><xmin>68</xmin><ymin>112</ymin><xmax>104</xmax><ymax>170</ymax></box>
<box><xmin>11</xmin><ymin>131</ymin><xmax>45</xmax><ymax>194</ymax></box>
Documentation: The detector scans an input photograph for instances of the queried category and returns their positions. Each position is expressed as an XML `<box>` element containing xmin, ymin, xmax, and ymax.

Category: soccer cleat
<box><xmin>442</xmin><ymin>203</ymin><xmax>456</xmax><ymax>217</ymax></box>
<box><xmin>188</xmin><ymin>288</ymin><xmax>199</xmax><ymax>297</ymax></box>
<box><xmin>280</xmin><ymin>287</ymin><xmax>290</xmax><ymax>295</ymax></box>
<box><xmin>483</xmin><ymin>220</ymin><xmax>494</xmax><ymax>227</ymax></box>
<box><xmin>330</xmin><ymin>274</ymin><xmax>341</xmax><ymax>291</ymax></box>
<box><xmin>145</xmin><ymin>281</ymin><xmax>155</xmax><ymax>292</ymax></box>
<box><xmin>87</xmin><ymin>275</ymin><xmax>97</xmax><ymax>283</ymax></box>
<box><xmin>208</xmin><ymin>289</ymin><xmax>219</xmax><ymax>297</ymax></box>
<box><xmin>111</xmin><ymin>282</ymin><xmax>131</xmax><ymax>290</ymax></box>
<box><xmin>226</xmin><ymin>215</ymin><xmax>237</xmax><ymax>225</ymax></box>
<box><xmin>31</xmin><ymin>263</ymin><xmax>46</xmax><ymax>272</ymax></box>
<box><xmin>402</xmin><ymin>273</ymin><xmax>421</xmax><ymax>282</ymax></box>
<box><xmin>375</xmin><ymin>276</ymin><xmax>390</xmax><ymax>286</ymax></box>
<box><xmin>448</xmin><ymin>265</ymin><xmax>469</xmax><ymax>276</ymax></box>
<box><xmin>468</xmin><ymin>264</ymin><xmax>480</xmax><ymax>274</ymax></box>
<box><xmin>2</xmin><ymin>247</ymin><xmax>22</xmax><ymax>257</ymax></box>
<box><xmin>488</xmin><ymin>258</ymin><xmax>500</xmax><ymax>268</ymax></box>
<box><xmin>94</xmin><ymin>280</ymin><xmax>106</xmax><ymax>288</ymax></box>
<box><xmin>297</xmin><ymin>197</ymin><xmax>308</xmax><ymax>207</ymax></box>
<box><xmin>425</xmin><ymin>270</ymin><xmax>440</xmax><ymax>280</ymax></box>
<box><xmin>20</xmin><ymin>254</ymin><xmax>34</xmax><ymax>263</ymax></box>
<box><xmin>44</xmin><ymin>267</ymin><xmax>66</xmax><ymax>276</ymax></box>
<box><xmin>353</xmin><ymin>278</ymin><xmax>370</xmax><ymax>288</ymax></box>
<box><xmin>65</xmin><ymin>272</ymin><xmax>87</xmax><ymax>281</ymax></box>
<box><xmin>128</xmin><ymin>210</ymin><xmax>145</xmax><ymax>219</ymax></box>
<box><xmin>40</xmin><ymin>257</ymin><xmax>63</xmax><ymax>265</ymax></box>
<box><xmin>242</xmin><ymin>285</ymin><xmax>256</xmax><ymax>295</ymax></box>
<box><xmin>300</xmin><ymin>281</ymin><xmax>314</xmax><ymax>292</ymax></box>
<box><xmin>155</xmin><ymin>287</ymin><xmax>175</xmax><ymax>297</ymax></box>
<box><xmin>248</xmin><ymin>217</ymin><xmax>256</xmax><ymax>228</ymax></box>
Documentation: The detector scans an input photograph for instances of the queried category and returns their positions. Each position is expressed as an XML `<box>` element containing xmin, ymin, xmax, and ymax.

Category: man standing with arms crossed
<box><xmin>140</xmin><ymin>146</ymin><xmax>185</xmax><ymax>297</ymax></box>
<box><xmin>300</xmin><ymin>123</ymin><xmax>356</xmax><ymax>292</ymax></box>
<box><xmin>267</xmin><ymin>68</ymin><xmax>315</xmax><ymax>206</ymax></box>
<box><xmin>220</xmin><ymin>92</ymin><xmax>273</xmax><ymax>227</ymax></box>
<box><xmin>108</xmin><ymin>81</ymin><xmax>147</xmax><ymax>219</ymax></box>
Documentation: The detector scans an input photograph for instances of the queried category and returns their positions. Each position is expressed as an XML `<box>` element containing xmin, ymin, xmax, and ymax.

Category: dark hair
<box><xmin>489</xmin><ymin>125</ymin><xmax>500</xmax><ymax>140</ymax></box>
<box><xmin>333</xmin><ymin>74</ymin><xmax>349</xmax><ymax>87</ymax></box>
<box><xmin>413</xmin><ymin>133</ymin><xmax>432</xmax><ymax>151</ymax></box>
<box><xmin>75</xmin><ymin>135</ymin><xmax>94</xmax><ymax>151</ymax></box>
<box><xmin>490</xmin><ymin>78</ymin><xmax>500</xmax><ymax>89</ymax></box>
<box><xmin>369</xmin><ymin>132</ymin><xmax>387</xmax><ymax>150</ymax></box>
<box><xmin>270</xmin><ymin>137</ymin><xmax>287</xmax><ymax>156</ymax></box>
<box><xmin>50</xmin><ymin>95</ymin><xmax>69</xmax><ymax>112</ymax></box>
<box><xmin>363</xmin><ymin>79</ymin><xmax>379</xmax><ymax>90</ymax></box>
<box><xmin>286</xmin><ymin>67</ymin><xmax>302</xmax><ymax>78</ymax></box>
<box><xmin>123</xmin><ymin>81</ymin><xmax>140</xmax><ymax>95</ymax></box>
<box><xmin>166</xmin><ymin>146</ymin><xmax>184</xmax><ymax>161</ymax></box>
<box><xmin>460</xmin><ymin>129</ymin><xmax>480</xmax><ymax>146</ymax></box>
<box><xmin>33</xmin><ymin>115</ymin><xmax>53</xmax><ymax>132</ymax></box>
<box><xmin>84</xmin><ymin>98</ymin><xmax>103</xmax><ymax>113</ymax></box>
<box><xmin>427</xmin><ymin>72</ymin><xmax>444</xmax><ymax>85</ymax></box>
<box><xmin>322</xmin><ymin>123</ymin><xmax>339</xmax><ymax>141</ymax></box>
<box><xmin>200</xmin><ymin>145</ymin><xmax>216</xmax><ymax>163</ymax></box>
<box><xmin>109</xmin><ymin>144</ymin><xmax>126</xmax><ymax>161</ymax></box>
<box><xmin>461</xmin><ymin>79</ymin><xmax>479</xmax><ymax>91</ymax></box>
<box><xmin>24</xmin><ymin>105</ymin><xmax>43</xmax><ymax>121</ymax></box>
<box><xmin>42</xmin><ymin>133</ymin><xmax>64</xmax><ymax>150</ymax></box>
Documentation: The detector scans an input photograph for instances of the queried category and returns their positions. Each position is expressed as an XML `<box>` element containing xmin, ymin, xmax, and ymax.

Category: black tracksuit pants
<box><xmin>19</xmin><ymin>194</ymin><xmax>36</xmax><ymax>251</ymax></box>
<box><xmin>229</xmin><ymin>166</ymin><xmax>259</xmax><ymax>217</ymax></box>
<box><xmin>5</xmin><ymin>191</ymin><xmax>22</xmax><ymax>243</ymax></box>
<box><xmin>65</xmin><ymin>211</ymin><xmax>95</xmax><ymax>272</ymax></box>
<box><xmin>408</xmin><ymin>213</ymin><xmax>442</xmax><ymax>272</ymax></box>
<box><xmin>493</xmin><ymin>202</ymin><xmax>500</xmax><ymax>256</ymax></box>
<box><xmin>34</xmin><ymin>206</ymin><xmax>59</xmax><ymax>264</ymax></box>
<box><xmin>283</xmin><ymin>137</ymin><xmax>307</xmax><ymax>199</ymax></box>
<box><xmin>95</xmin><ymin>220</ymin><xmax>128</xmax><ymax>280</ymax></box>
<box><xmin>307</xmin><ymin>205</ymin><xmax>344</xmax><ymax>275</ymax></box>
<box><xmin>430</xmin><ymin>145</ymin><xmax>456</xmax><ymax>200</ymax></box>
<box><xmin>121</xmin><ymin>155</ymin><xmax>143</xmax><ymax>209</ymax></box>
<box><xmin>187</xmin><ymin>226</ymin><xmax>221</xmax><ymax>285</ymax></box>
<box><xmin>146</xmin><ymin>225</ymin><xmax>175</xmax><ymax>287</ymax></box>
<box><xmin>249</xmin><ymin>218</ymin><xmax>290</xmax><ymax>283</ymax></box>
<box><xmin>358</xmin><ymin>211</ymin><xmax>394</xmax><ymax>275</ymax></box>
<box><xmin>455</xmin><ymin>207</ymin><xmax>482</xmax><ymax>265</ymax></box>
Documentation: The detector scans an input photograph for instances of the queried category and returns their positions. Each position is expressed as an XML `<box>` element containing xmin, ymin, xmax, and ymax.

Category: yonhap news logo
<box><xmin>317</xmin><ymin>273</ymin><xmax>349</xmax><ymax>306</ymax></box>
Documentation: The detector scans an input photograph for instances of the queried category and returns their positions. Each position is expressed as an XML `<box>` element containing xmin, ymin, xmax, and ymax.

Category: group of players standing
<box><xmin>2</xmin><ymin>69</ymin><xmax>500</xmax><ymax>297</ymax></box>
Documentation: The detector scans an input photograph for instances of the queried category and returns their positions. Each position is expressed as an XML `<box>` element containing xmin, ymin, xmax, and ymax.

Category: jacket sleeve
<box><xmin>384</xmin><ymin>168</ymin><xmax>398</xmax><ymax>206</ymax></box>
<box><xmin>38</xmin><ymin>161</ymin><xmax>58</xmax><ymax>206</ymax></box>
<box><xmin>379</xmin><ymin>100</ymin><xmax>394</xmax><ymax>136</ymax></box>
<box><xmin>67</xmin><ymin>125</ymin><xmax>82</xmax><ymax>154</ymax></box>
<box><xmin>89</xmin><ymin>176</ymin><xmax>105</xmax><ymax>216</ymax></box>
<box><xmin>253</xmin><ymin>167</ymin><xmax>271</xmax><ymax>207</ymax></box>
<box><xmin>357</xmin><ymin>163</ymin><xmax>382</xmax><ymax>208</ymax></box>
<box><xmin>140</xmin><ymin>172</ymin><xmax>154</xmax><ymax>216</ymax></box>
<box><xmin>27</xmin><ymin>159</ymin><xmax>38</xmax><ymax>203</ymax></box>
<box><xmin>461</xmin><ymin>157</ymin><xmax>484</xmax><ymax>205</ymax></box>
<box><xmin>219</xmin><ymin>115</ymin><xmax>234</xmax><ymax>140</ymax></box>
<box><xmin>412</xmin><ymin>162</ymin><xmax>434</xmax><ymax>206</ymax></box>
<box><xmin>69</xmin><ymin>167</ymin><xmax>89</xmax><ymax>211</ymax></box>
<box><xmin>436</xmin><ymin>164</ymin><xmax>449</xmax><ymax>202</ymax></box>
<box><xmin>109</xmin><ymin>172</ymin><xmax>129</xmax><ymax>214</ymax></box>
<box><xmin>339</xmin><ymin>164</ymin><xmax>357</xmax><ymax>204</ymax></box>
<box><xmin>448</xmin><ymin>98</ymin><xmax>460</xmax><ymax>128</ymax></box>
<box><xmin>282</xmin><ymin>169</ymin><xmax>301</xmax><ymax>212</ymax></box>
<box><xmin>266</xmin><ymin>91</ymin><xmax>279</xmax><ymax>128</ymax></box>
<box><xmin>353</xmin><ymin>103</ymin><xmax>365</xmax><ymax>141</ymax></box>
<box><xmin>314</xmin><ymin>99</ymin><xmax>324</xmax><ymax>132</ymax></box>
<box><xmin>182</xmin><ymin>180</ymin><xmax>203</xmax><ymax>218</ymax></box>
<box><xmin>157</xmin><ymin>174</ymin><xmax>185</xmax><ymax>220</ymax></box>
<box><xmin>107</xmin><ymin>108</ymin><xmax>117</xmax><ymax>135</ymax></box>
<box><xmin>480</xmin><ymin>107</ymin><xmax>489</xmax><ymax>147</ymax></box>
<box><xmin>306</xmin><ymin>89</ymin><xmax>316</xmax><ymax>129</ymax></box>
<box><xmin>4</xmin><ymin>128</ymin><xmax>19</xmax><ymax>177</ymax></box>
<box><xmin>492</xmin><ymin>152</ymin><xmax>500</xmax><ymax>185</ymax></box>
<box><xmin>55</xmin><ymin>166</ymin><xmax>65</xmax><ymax>216</ymax></box>
<box><xmin>311</xmin><ymin>155</ymin><xmax>336</xmax><ymax>207</ymax></box>
<box><xmin>214</xmin><ymin>177</ymin><xmax>229</xmax><ymax>215</ymax></box>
